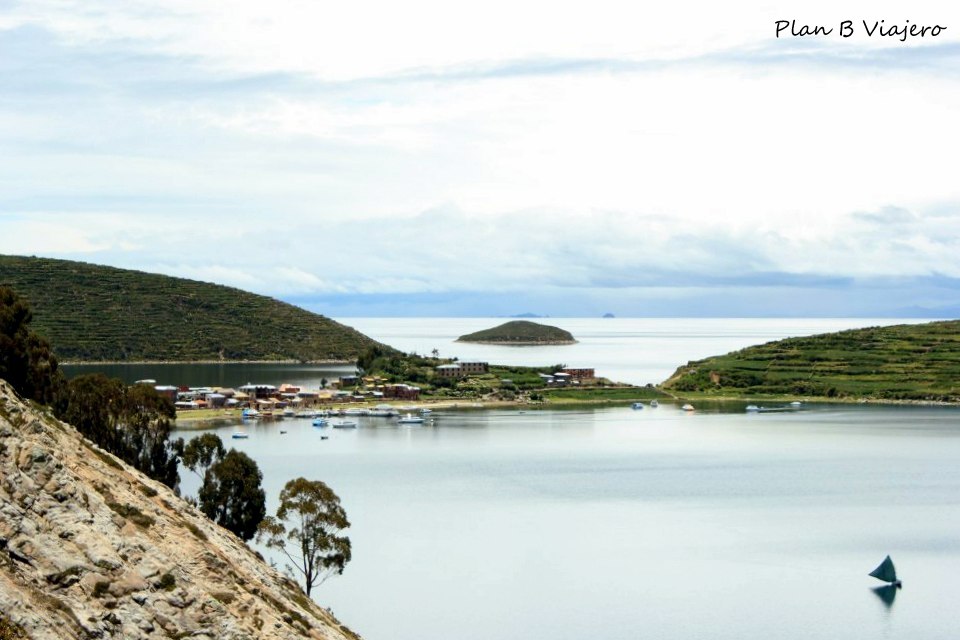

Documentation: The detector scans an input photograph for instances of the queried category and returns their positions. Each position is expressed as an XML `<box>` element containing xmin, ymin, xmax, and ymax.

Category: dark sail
<box><xmin>869</xmin><ymin>555</ymin><xmax>898</xmax><ymax>583</ymax></box>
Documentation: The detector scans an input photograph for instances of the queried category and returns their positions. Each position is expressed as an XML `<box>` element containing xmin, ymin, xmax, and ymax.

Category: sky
<box><xmin>2</xmin><ymin>0</ymin><xmax>960</xmax><ymax>317</ymax></box>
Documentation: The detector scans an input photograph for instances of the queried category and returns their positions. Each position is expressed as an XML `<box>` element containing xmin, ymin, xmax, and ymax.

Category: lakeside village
<box><xmin>151</xmin><ymin>361</ymin><xmax>613</xmax><ymax>420</ymax></box>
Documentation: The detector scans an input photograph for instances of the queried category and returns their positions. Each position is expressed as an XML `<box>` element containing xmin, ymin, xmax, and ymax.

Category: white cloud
<box><xmin>2</xmin><ymin>0</ymin><xmax>960</xmax><ymax>314</ymax></box>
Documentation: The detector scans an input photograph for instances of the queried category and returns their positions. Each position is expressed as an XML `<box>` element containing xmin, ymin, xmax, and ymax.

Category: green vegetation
<box><xmin>198</xmin><ymin>449</ymin><xmax>266</xmax><ymax>542</ymax></box>
<box><xmin>457</xmin><ymin>320</ymin><xmax>576</xmax><ymax>344</ymax></box>
<box><xmin>258</xmin><ymin>477</ymin><xmax>351</xmax><ymax>597</ymax></box>
<box><xmin>0</xmin><ymin>255</ymin><xmax>388</xmax><ymax>362</ymax></box>
<box><xmin>0</xmin><ymin>285</ymin><xmax>64</xmax><ymax>404</ymax></box>
<box><xmin>57</xmin><ymin>374</ymin><xmax>182</xmax><ymax>490</ymax></box>
<box><xmin>662</xmin><ymin>320</ymin><xmax>960</xmax><ymax>401</ymax></box>
<box><xmin>106</xmin><ymin>502</ymin><xmax>156</xmax><ymax>529</ymax></box>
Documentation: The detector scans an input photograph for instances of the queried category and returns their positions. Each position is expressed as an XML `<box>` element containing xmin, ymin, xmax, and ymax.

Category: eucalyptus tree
<box><xmin>257</xmin><ymin>478</ymin><xmax>352</xmax><ymax>596</ymax></box>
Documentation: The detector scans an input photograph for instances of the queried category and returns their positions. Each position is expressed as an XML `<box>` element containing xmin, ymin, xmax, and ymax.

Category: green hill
<box><xmin>662</xmin><ymin>320</ymin><xmax>960</xmax><ymax>402</ymax></box>
<box><xmin>457</xmin><ymin>320</ymin><xmax>576</xmax><ymax>345</ymax></box>
<box><xmin>0</xmin><ymin>255</ymin><xmax>389</xmax><ymax>363</ymax></box>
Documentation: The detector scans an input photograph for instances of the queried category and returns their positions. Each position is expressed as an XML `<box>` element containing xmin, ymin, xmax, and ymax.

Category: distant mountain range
<box><xmin>0</xmin><ymin>255</ymin><xmax>389</xmax><ymax>363</ymax></box>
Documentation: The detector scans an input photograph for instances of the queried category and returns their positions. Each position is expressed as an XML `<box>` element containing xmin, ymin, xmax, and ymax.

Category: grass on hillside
<box><xmin>0</xmin><ymin>255</ymin><xmax>388</xmax><ymax>362</ymax></box>
<box><xmin>662</xmin><ymin>320</ymin><xmax>960</xmax><ymax>402</ymax></box>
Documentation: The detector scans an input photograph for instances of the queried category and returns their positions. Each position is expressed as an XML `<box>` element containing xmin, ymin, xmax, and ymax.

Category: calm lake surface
<box><xmin>79</xmin><ymin>318</ymin><xmax>958</xmax><ymax>640</ymax></box>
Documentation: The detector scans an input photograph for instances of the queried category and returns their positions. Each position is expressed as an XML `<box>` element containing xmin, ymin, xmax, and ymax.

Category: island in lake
<box><xmin>457</xmin><ymin>320</ymin><xmax>577</xmax><ymax>345</ymax></box>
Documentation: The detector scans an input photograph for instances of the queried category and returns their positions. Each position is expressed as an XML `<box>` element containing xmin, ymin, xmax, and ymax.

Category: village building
<box><xmin>562</xmin><ymin>368</ymin><xmax>595</xmax><ymax>380</ymax></box>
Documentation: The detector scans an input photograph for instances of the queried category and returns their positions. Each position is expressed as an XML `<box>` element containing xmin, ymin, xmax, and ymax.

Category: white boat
<box><xmin>745</xmin><ymin>405</ymin><xmax>760</xmax><ymax>412</ymax></box>
<box><xmin>398</xmin><ymin>413</ymin><xmax>424</xmax><ymax>425</ymax></box>
<box><xmin>650</xmin><ymin>400</ymin><xmax>659</xmax><ymax>408</ymax></box>
<box><xmin>682</xmin><ymin>403</ymin><xmax>695</xmax><ymax>412</ymax></box>
<box><xmin>231</xmin><ymin>432</ymin><xmax>249</xmax><ymax>439</ymax></box>
<box><xmin>419</xmin><ymin>408</ymin><xmax>432</xmax><ymax>415</ymax></box>
<box><xmin>241</xmin><ymin>408</ymin><xmax>260</xmax><ymax>419</ymax></box>
<box><xmin>312</xmin><ymin>418</ymin><xmax>328</xmax><ymax>427</ymax></box>
<box><xmin>282</xmin><ymin>408</ymin><xmax>295</xmax><ymax>418</ymax></box>
<box><xmin>790</xmin><ymin>401</ymin><xmax>802</xmax><ymax>407</ymax></box>
<box><xmin>332</xmin><ymin>420</ymin><xmax>358</xmax><ymax>429</ymax></box>
<box><xmin>631</xmin><ymin>402</ymin><xmax>644</xmax><ymax>410</ymax></box>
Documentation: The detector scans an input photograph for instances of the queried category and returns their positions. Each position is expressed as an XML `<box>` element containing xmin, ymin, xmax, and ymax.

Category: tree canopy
<box><xmin>257</xmin><ymin>477</ymin><xmax>351</xmax><ymax>596</ymax></box>
<box><xmin>56</xmin><ymin>374</ymin><xmax>183</xmax><ymax>491</ymax></box>
<box><xmin>198</xmin><ymin>449</ymin><xmax>266</xmax><ymax>542</ymax></box>
<box><xmin>0</xmin><ymin>285</ymin><xmax>63</xmax><ymax>404</ymax></box>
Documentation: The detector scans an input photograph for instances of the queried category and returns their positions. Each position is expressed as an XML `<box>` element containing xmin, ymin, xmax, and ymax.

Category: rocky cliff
<box><xmin>0</xmin><ymin>380</ymin><xmax>359</xmax><ymax>640</ymax></box>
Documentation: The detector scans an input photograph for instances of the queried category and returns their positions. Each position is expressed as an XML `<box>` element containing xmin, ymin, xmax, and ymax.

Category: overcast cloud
<box><xmin>2</xmin><ymin>0</ymin><xmax>959</xmax><ymax>316</ymax></box>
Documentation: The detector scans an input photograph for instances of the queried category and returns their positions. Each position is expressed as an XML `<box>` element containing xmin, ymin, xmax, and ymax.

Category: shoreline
<box><xmin>454</xmin><ymin>340</ymin><xmax>578</xmax><ymax>346</ymax></box>
<box><xmin>61</xmin><ymin>359</ymin><xmax>355</xmax><ymax>366</ymax></box>
<box><xmin>173</xmin><ymin>393</ymin><xmax>960</xmax><ymax>428</ymax></box>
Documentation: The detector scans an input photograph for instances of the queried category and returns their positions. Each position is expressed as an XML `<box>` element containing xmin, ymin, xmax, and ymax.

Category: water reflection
<box><xmin>871</xmin><ymin>584</ymin><xmax>899</xmax><ymax>609</ymax></box>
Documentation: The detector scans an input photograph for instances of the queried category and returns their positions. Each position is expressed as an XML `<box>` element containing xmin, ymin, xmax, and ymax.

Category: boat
<box><xmin>398</xmin><ymin>413</ymin><xmax>424</xmax><ymax>425</ymax></box>
<box><xmin>320</xmin><ymin>435</ymin><xmax>329</xmax><ymax>440</ymax></box>
<box><xmin>231</xmin><ymin>432</ymin><xmax>249</xmax><ymax>439</ymax></box>
<box><xmin>332</xmin><ymin>420</ymin><xmax>358</xmax><ymax>429</ymax></box>
<box><xmin>682</xmin><ymin>404</ymin><xmax>695</xmax><ymax>411</ymax></box>
<box><xmin>279</xmin><ymin>430</ymin><xmax>287</xmax><ymax>434</ymax></box>
<box><xmin>745</xmin><ymin>405</ymin><xmax>760</xmax><ymax>412</ymax></box>
<box><xmin>650</xmin><ymin>400</ymin><xmax>659</xmax><ymax>408</ymax></box>
<box><xmin>790</xmin><ymin>401</ymin><xmax>802</xmax><ymax>407</ymax></box>
<box><xmin>631</xmin><ymin>402</ymin><xmax>644</xmax><ymax>410</ymax></box>
<box><xmin>282</xmin><ymin>408</ymin><xmax>295</xmax><ymax>418</ymax></box>
<box><xmin>869</xmin><ymin>555</ymin><xmax>902</xmax><ymax>587</ymax></box>
<box><xmin>241</xmin><ymin>408</ymin><xmax>259</xmax><ymax>419</ymax></box>
<box><xmin>312</xmin><ymin>418</ymin><xmax>328</xmax><ymax>427</ymax></box>
<box><xmin>419</xmin><ymin>408</ymin><xmax>432</xmax><ymax>415</ymax></box>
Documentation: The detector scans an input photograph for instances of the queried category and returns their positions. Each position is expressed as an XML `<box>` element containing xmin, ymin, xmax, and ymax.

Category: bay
<box><xmin>157</xmin><ymin>317</ymin><xmax>958</xmax><ymax>640</ymax></box>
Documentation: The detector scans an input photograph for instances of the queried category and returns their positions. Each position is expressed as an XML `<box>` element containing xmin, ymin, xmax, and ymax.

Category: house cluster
<box><xmin>157</xmin><ymin>378</ymin><xmax>422</xmax><ymax>411</ymax></box>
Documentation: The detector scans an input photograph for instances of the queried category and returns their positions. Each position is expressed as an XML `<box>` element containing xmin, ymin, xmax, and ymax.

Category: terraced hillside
<box><xmin>662</xmin><ymin>320</ymin><xmax>960</xmax><ymax>402</ymax></box>
<box><xmin>0</xmin><ymin>255</ymin><xmax>389</xmax><ymax>362</ymax></box>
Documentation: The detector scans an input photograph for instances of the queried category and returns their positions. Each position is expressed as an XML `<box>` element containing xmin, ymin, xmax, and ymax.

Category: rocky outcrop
<box><xmin>0</xmin><ymin>381</ymin><xmax>360</xmax><ymax>640</ymax></box>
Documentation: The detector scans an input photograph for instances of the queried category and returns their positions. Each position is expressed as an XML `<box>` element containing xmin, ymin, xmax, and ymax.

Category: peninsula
<box><xmin>662</xmin><ymin>319</ymin><xmax>960</xmax><ymax>402</ymax></box>
<box><xmin>457</xmin><ymin>320</ymin><xmax>577</xmax><ymax>345</ymax></box>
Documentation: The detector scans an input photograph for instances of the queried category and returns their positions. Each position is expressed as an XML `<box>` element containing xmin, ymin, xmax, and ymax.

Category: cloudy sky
<box><xmin>2</xmin><ymin>0</ymin><xmax>959</xmax><ymax>316</ymax></box>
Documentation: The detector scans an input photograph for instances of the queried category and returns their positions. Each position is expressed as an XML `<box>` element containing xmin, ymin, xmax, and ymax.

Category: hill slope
<box><xmin>0</xmin><ymin>380</ymin><xmax>359</xmax><ymax>639</ymax></box>
<box><xmin>457</xmin><ymin>320</ymin><xmax>576</xmax><ymax>345</ymax></box>
<box><xmin>662</xmin><ymin>320</ymin><xmax>960</xmax><ymax>401</ymax></box>
<box><xmin>0</xmin><ymin>255</ymin><xmax>386</xmax><ymax>362</ymax></box>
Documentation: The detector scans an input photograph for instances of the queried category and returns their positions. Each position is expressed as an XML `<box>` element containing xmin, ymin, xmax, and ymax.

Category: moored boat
<box><xmin>231</xmin><ymin>431</ymin><xmax>249</xmax><ymax>439</ymax></box>
<box><xmin>682</xmin><ymin>403</ymin><xmax>695</xmax><ymax>411</ymax></box>
<box><xmin>332</xmin><ymin>420</ymin><xmax>358</xmax><ymax>429</ymax></box>
<box><xmin>312</xmin><ymin>417</ymin><xmax>328</xmax><ymax>427</ymax></box>
<box><xmin>398</xmin><ymin>413</ymin><xmax>424</xmax><ymax>425</ymax></box>
<box><xmin>631</xmin><ymin>402</ymin><xmax>644</xmax><ymax>410</ymax></box>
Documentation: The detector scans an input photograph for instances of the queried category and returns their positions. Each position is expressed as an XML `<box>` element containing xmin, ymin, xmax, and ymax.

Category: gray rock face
<box><xmin>0</xmin><ymin>381</ymin><xmax>359</xmax><ymax>640</ymax></box>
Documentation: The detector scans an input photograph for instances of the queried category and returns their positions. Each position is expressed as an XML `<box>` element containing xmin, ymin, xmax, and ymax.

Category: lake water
<box><xmin>65</xmin><ymin>317</ymin><xmax>933</xmax><ymax>388</ymax></box>
<box><xmin>158</xmin><ymin>317</ymin><xmax>958</xmax><ymax>640</ymax></box>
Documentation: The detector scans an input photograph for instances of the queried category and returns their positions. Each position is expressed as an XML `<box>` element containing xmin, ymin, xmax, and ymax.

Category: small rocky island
<box><xmin>457</xmin><ymin>320</ymin><xmax>577</xmax><ymax>345</ymax></box>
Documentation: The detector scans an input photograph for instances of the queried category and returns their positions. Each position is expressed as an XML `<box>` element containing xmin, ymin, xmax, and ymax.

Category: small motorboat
<box><xmin>312</xmin><ymin>418</ymin><xmax>328</xmax><ymax>427</ymax></box>
<box><xmin>231</xmin><ymin>431</ymin><xmax>249</xmax><ymax>439</ymax></box>
<box><xmin>745</xmin><ymin>405</ymin><xmax>760</xmax><ymax>412</ymax></box>
<box><xmin>419</xmin><ymin>408</ymin><xmax>432</xmax><ymax>415</ymax></box>
<box><xmin>650</xmin><ymin>400</ymin><xmax>659</xmax><ymax>408</ymax></box>
<box><xmin>332</xmin><ymin>420</ymin><xmax>358</xmax><ymax>429</ymax></box>
<box><xmin>320</xmin><ymin>435</ymin><xmax>329</xmax><ymax>440</ymax></box>
<box><xmin>631</xmin><ymin>402</ymin><xmax>644</xmax><ymax>410</ymax></box>
<box><xmin>398</xmin><ymin>413</ymin><xmax>425</xmax><ymax>425</ymax></box>
<box><xmin>241</xmin><ymin>408</ymin><xmax>259</xmax><ymax>419</ymax></box>
<box><xmin>682</xmin><ymin>404</ymin><xmax>695</xmax><ymax>412</ymax></box>
<box><xmin>279</xmin><ymin>430</ymin><xmax>288</xmax><ymax>434</ymax></box>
